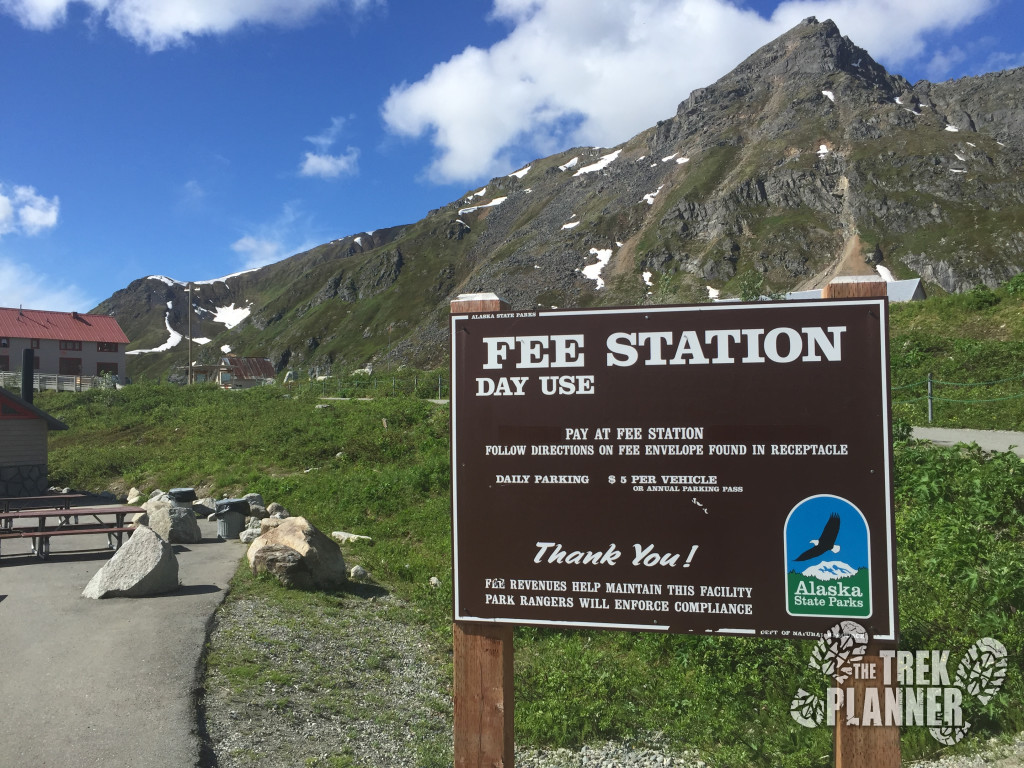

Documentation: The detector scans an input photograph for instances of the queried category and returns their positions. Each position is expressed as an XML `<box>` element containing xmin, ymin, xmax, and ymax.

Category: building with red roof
<box><xmin>0</xmin><ymin>307</ymin><xmax>130</xmax><ymax>384</ymax></box>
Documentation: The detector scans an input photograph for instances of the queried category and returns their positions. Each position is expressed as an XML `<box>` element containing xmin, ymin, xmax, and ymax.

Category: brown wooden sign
<box><xmin>451</xmin><ymin>300</ymin><xmax>897</xmax><ymax>642</ymax></box>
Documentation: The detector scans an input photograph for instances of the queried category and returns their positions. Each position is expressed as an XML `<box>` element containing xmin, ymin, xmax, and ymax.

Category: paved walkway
<box><xmin>0</xmin><ymin>517</ymin><xmax>243</xmax><ymax>767</ymax></box>
<box><xmin>912</xmin><ymin>427</ymin><xmax>1024</xmax><ymax>457</ymax></box>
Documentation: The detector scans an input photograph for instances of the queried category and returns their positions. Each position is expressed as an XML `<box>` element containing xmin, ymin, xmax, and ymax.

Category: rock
<box><xmin>239</xmin><ymin>528</ymin><xmax>261</xmax><ymax>544</ymax></box>
<box><xmin>331</xmin><ymin>531</ymin><xmax>374</xmax><ymax>545</ymax></box>
<box><xmin>82</xmin><ymin>526</ymin><xmax>179</xmax><ymax>599</ymax></box>
<box><xmin>350</xmin><ymin>565</ymin><xmax>369</xmax><ymax>581</ymax></box>
<box><xmin>130</xmin><ymin>511</ymin><xmax>149</xmax><ymax>528</ymax></box>
<box><xmin>242</xmin><ymin>492</ymin><xmax>265</xmax><ymax>508</ymax></box>
<box><xmin>266</xmin><ymin>502</ymin><xmax>289</xmax><ymax>518</ymax></box>
<box><xmin>247</xmin><ymin>516</ymin><xmax>347</xmax><ymax>590</ymax></box>
<box><xmin>194</xmin><ymin>497</ymin><xmax>217</xmax><ymax>518</ymax></box>
<box><xmin>429</xmin><ymin>576</ymin><xmax>441</xmax><ymax>589</ymax></box>
<box><xmin>260</xmin><ymin>518</ymin><xmax>284</xmax><ymax>534</ymax></box>
<box><xmin>126</xmin><ymin>487</ymin><xmax>144</xmax><ymax>505</ymax></box>
<box><xmin>246</xmin><ymin>502</ymin><xmax>269</xmax><ymax>519</ymax></box>
<box><xmin>145</xmin><ymin>498</ymin><xmax>202</xmax><ymax>544</ymax></box>
<box><xmin>148</xmin><ymin>489</ymin><xmax>164</xmax><ymax>500</ymax></box>
<box><xmin>250</xmin><ymin>544</ymin><xmax>313</xmax><ymax>590</ymax></box>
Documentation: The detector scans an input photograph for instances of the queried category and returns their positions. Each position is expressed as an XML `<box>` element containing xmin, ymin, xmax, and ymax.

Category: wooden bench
<box><xmin>23</xmin><ymin>526</ymin><xmax>136</xmax><ymax>559</ymax></box>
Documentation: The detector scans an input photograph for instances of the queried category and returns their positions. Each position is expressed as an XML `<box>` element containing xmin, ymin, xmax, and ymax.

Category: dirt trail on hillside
<box><xmin>797</xmin><ymin>231</ymin><xmax>878</xmax><ymax>291</ymax></box>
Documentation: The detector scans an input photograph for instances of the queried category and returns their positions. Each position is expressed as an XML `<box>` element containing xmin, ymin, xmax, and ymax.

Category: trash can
<box><xmin>215</xmin><ymin>511</ymin><xmax>245</xmax><ymax>540</ymax></box>
<box><xmin>215</xmin><ymin>498</ymin><xmax>251</xmax><ymax>541</ymax></box>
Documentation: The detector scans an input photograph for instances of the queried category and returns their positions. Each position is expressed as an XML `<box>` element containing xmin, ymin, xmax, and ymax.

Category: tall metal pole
<box><xmin>188</xmin><ymin>282</ymin><xmax>193</xmax><ymax>385</ymax></box>
<box><xmin>927</xmin><ymin>372</ymin><xmax>933</xmax><ymax>423</ymax></box>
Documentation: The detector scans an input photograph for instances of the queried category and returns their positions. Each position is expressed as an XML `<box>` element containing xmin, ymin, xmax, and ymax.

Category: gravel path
<box><xmin>202</xmin><ymin>586</ymin><xmax>452</xmax><ymax>768</ymax></box>
<box><xmin>200</xmin><ymin>582</ymin><xmax>1023</xmax><ymax>767</ymax></box>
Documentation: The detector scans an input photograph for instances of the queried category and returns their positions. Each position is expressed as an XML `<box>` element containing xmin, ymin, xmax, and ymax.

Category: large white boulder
<box><xmin>82</xmin><ymin>526</ymin><xmax>179</xmax><ymax>599</ymax></box>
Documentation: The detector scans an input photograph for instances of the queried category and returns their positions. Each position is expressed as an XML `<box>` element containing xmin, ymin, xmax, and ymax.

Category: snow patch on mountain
<box><xmin>582</xmin><ymin>248</ymin><xmax>612</xmax><ymax>289</ymax></box>
<box><xmin>213</xmin><ymin>303</ymin><xmax>251</xmax><ymax>329</ymax></box>
<box><xmin>574</xmin><ymin>149</ymin><xmax>621</xmax><ymax>176</ymax></box>
<box><xmin>458</xmin><ymin>196</ymin><xmax>507</xmax><ymax>216</ymax></box>
<box><xmin>126</xmin><ymin>312</ymin><xmax>182</xmax><ymax>355</ymax></box>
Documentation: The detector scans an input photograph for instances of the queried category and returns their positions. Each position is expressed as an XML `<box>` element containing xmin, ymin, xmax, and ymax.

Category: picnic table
<box><xmin>0</xmin><ymin>504</ymin><xmax>137</xmax><ymax>560</ymax></box>
<box><xmin>0</xmin><ymin>494</ymin><xmax>87</xmax><ymax>528</ymax></box>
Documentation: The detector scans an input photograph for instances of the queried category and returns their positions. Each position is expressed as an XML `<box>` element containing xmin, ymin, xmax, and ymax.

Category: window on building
<box><xmin>0</xmin><ymin>355</ymin><xmax>8</xmax><ymax>371</ymax></box>
<box><xmin>30</xmin><ymin>339</ymin><xmax>40</xmax><ymax>349</ymax></box>
<box><xmin>59</xmin><ymin>340</ymin><xmax>83</xmax><ymax>351</ymax></box>
<box><xmin>97</xmin><ymin>342</ymin><xmax>118</xmax><ymax>352</ymax></box>
<box><xmin>59</xmin><ymin>357</ymin><xmax>82</xmax><ymax>375</ymax></box>
<box><xmin>96</xmin><ymin>362</ymin><xmax>119</xmax><ymax>377</ymax></box>
<box><xmin>0</xmin><ymin>338</ymin><xmax>8</xmax><ymax>348</ymax></box>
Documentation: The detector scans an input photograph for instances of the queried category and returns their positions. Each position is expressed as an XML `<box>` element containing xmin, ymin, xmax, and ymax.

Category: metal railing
<box><xmin>893</xmin><ymin>372</ymin><xmax>1024</xmax><ymax>422</ymax></box>
<box><xmin>0</xmin><ymin>371</ymin><xmax>116</xmax><ymax>393</ymax></box>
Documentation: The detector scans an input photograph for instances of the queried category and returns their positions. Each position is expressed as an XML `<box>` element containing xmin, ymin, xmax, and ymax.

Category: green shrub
<box><xmin>1001</xmin><ymin>274</ymin><xmax>1024</xmax><ymax>296</ymax></box>
<box><xmin>962</xmin><ymin>285</ymin><xmax>1000</xmax><ymax>310</ymax></box>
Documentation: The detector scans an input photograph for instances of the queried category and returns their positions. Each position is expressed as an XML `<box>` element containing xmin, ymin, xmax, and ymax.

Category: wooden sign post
<box><xmin>824</xmin><ymin>280</ymin><xmax>901</xmax><ymax>768</ymax></box>
<box><xmin>452</xmin><ymin>294</ymin><xmax>516</xmax><ymax>768</ymax></box>
<box><xmin>834</xmin><ymin>645</ymin><xmax>901</xmax><ymax>768</ymax></box>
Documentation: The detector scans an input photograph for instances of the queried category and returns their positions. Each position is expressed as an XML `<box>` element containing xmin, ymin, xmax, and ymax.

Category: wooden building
<box><xmin>191</xmin><ymin>356</ymin><xmax>277</xmax><ymax>389</ymax></box>
<box><xmin>0</xmin><ymin>307</ymin><xmax>130</xmax><ymax>384</ymax></box>
<box><xmin>0</xmin><ymin>386</ymin><xmax>68</xmax><ymax>496</ymax></box>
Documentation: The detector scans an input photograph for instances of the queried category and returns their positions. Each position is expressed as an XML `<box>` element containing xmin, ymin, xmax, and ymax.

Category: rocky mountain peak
<box><xmin>97</xmin><ymin>19</ymin><xmax>1024</xmax><ymax>379</ymax></box>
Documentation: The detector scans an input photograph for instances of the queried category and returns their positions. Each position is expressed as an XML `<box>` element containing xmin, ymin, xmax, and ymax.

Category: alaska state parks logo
<box><xmin>784</xmin><ymin>495</ymin><xmax>871</xmax><ymax>618</ymax></box>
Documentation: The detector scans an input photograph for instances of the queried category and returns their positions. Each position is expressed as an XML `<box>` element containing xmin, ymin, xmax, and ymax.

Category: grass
<box><xmin>34</xmin><ymin>286</ymin><xmax>1024</xmax><ymax>764</ymax></box>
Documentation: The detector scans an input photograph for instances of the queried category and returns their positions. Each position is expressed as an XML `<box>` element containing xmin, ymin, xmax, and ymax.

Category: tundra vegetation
<box><xmin>38</xmin><ymin>281</ymin><xmax>1024</xmax><ymax>767</ymax></box>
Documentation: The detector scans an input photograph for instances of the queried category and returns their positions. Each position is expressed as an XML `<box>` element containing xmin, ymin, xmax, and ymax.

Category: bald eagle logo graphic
<box><xmin>794</xmin><ymin>512</ymin><xmax>841</xmax><ymax>562</ymax></box>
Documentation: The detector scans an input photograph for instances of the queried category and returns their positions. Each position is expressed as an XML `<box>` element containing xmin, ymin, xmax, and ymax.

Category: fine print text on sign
<box><xmin>450</xmin><ymin>300</ymin><xmax>897</xmax><ymax>641</ymax></box>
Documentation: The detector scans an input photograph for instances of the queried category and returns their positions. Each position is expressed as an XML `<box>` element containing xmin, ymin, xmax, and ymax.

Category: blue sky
<box><xmin>1</xmin><ymin>0</ymin><xmax>1021</xmax><ymax>312</ymax></box>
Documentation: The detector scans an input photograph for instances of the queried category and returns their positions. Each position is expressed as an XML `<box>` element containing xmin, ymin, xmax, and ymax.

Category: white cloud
<box><xmin>0</xmin><ymin>184</ymin><xmax>60</xmax><ymax>237</ymax></box>
<box><xmin>299</xmin><ymin>116</ymin><xmax>360</xmax><ymax>179</ymax></box>
<box><xmin>231</xmin><ymin>235</ymin><xmax>288</xmax><ymax>269</ymax></box>
<box><xmin>925</xmin><ymin>46</ymin><xmax>968</xmax><ymax>79</ymax></box>
<box><xmin>985</xmin><ymin>50</ymin><xmax>1024</xmax><ymax>72</ymax></box>
<box><xmin>229</xmin><ymin>203</ymin><xmax>320</xmax><ymax>269</ymax></box>
<box><xmin>382</xmin><ymin>0</ymin><xmax>998</xmax><ymax>183</ymax></box>
<box><xmin>0</xmin><ymin>256</ymin><xmax>95</xmax><ymax>311</ymax></box>
<box><xmin>300</xmin><ymin>150</ymin><xmax>360</xmax><ymax>178</ymax></box>
<box><xmin>305</xmin><ymin>116</ymin><xmax>348</xmax><ymax>152</ymax></box>
<box><xmin>1</xmin><ymin>0</ymin><xmax>380</xmax><ymax>50</ymax></box>
<box><xmin>181</xmin><ymin>179</ymin><xmax>205</xmax><ymax>203</ymax></box>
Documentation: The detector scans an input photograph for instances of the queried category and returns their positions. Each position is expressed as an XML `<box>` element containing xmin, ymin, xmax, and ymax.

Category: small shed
<box><xmin>0</xmin><ymin>386</ymin><xmax>68</xmax><ymax>496</ymax></box>
<box><xmin>192</xmin><ymin>356</ymin><xmax>276</xmax><ymax>389</ymax></box>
